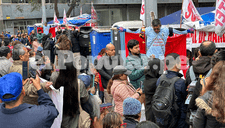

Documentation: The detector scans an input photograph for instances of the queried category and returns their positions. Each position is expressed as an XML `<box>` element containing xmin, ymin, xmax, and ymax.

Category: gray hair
<box><xmin>13</xmin><ymin>44</ymin><xmax>25</xmax><ymax>60</ymax></box>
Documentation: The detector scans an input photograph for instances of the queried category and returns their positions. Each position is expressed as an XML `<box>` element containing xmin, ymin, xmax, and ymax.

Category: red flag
<box><xmin>166</xmin><ymin>35</ymin><xmax>187</xmax><ymax>77</ymax></box>
<box><xmin>91</xmin><ymin>2</ymin><xmax>98</xmax><ymax>27</ymax></box>
<box><xmin>125</xmin><ymin>32</ymin><xmax>146</xmax><ymax>57</ymax></box>
<box><xmin>49</xmin><ymin>27</ymin><xmax>56</xmax><ymax>38</ymax></box>
<box><xmin>37</xmin><ymin>27</ymin><xmax>43</xmax><ymax>33</ymax></box>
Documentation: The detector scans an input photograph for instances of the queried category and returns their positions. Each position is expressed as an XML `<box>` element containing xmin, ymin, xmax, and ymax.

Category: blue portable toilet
<box><xmin>27</xmin><ymin>26</ymin><xmax>34</xmax><ymax>35</ymax></box>
<box><xmin>90</xmin><ymin>29</ymin><xmax>111</xmax><ymax>63</ymax></box>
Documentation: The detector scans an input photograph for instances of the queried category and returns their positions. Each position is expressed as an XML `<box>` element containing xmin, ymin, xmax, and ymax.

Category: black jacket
<box><xmin>123</xmin><ymin>118</ymin><xmax>139</xmax><ymax>128</ymax></box>
<box><xmin>193</xmin><ymin>91</ymin><xmax>225</xmax><ymax>128</ymax></box>
<box><xmin>144</xmin><ymin>58</ymin><xmax>163</xmax><ymax>121</ymax></box>
<box><xmin>71</xmin><ymin>30</ymin><xmax>80</xmax><ymax>53</ymax></box>
<box><xmin>96</xmin><ymin>54</ymin><xmax>123</xmax><ymax>89</ymax></box>
<box><xmin>21</xmin><ymin>38</ymin><xmax>29</xmax><ymax>45</ymax></box>
<box><xmin>186</xmin><ymin>56</ymin><xmax>212</xmax><ymax>111</ymax></box>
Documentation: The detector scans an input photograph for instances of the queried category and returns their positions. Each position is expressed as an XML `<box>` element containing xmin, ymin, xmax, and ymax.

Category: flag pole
<box><xmin>180</xmin><ymin>0</ymin><xmax>184</xmax><ymax>28</ymax></box>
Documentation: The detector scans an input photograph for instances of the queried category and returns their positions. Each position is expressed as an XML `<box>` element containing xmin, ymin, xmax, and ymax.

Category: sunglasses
<box><xmin>120</xmin><ymin>123</ymin><xmax>127</xmax><ymax>128</ymax></box>
<box><xmin>153</xmin><ymin>28</ymin><xmax>160</xmax><ymax>31</ymax></box>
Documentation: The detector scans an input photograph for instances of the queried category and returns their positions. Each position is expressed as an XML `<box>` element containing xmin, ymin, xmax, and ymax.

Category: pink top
<box><xmin>32</xmin><ymin>41</ymin><xmax>40</xmax><ymax>52</ymax></box>
<box><xmin>111</xmin><ymin>79</ymin><xmax>140</xmax><ymax>115</ymax></box>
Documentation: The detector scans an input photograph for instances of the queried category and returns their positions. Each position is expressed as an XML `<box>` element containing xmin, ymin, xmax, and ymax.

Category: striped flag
<box><xmin>63</xmin><ymin>9</ymin><xmax>67</xmax><ymax>24</ymax></box>
<box><xmin>54</xmin><ymin>12</ymin><xmax>59</xmax><ymax>24</ymax></box>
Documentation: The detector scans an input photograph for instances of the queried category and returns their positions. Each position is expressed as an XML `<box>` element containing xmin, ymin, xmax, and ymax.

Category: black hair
<box><xmin>54</xmin><ymin>62</ymin><xmax>79</xmax><ymax>117</ymax></box>
<box><xmin>0</xmin><ymin>46</ymin><xmax>10</xmax><ymax>57</ymax></box>
<box><xmin>200</xmin><ymin>40</ymin><xmax>216</xmax><ymax>56</ymax></box>
<box><xmin>166</xmin><ymin>53</ymin><xmax>180</xmax><ymax>70</ymax></box>
<box><xmin>38</xmin><ymin>29</ymin><xmax>42</xmax><ymax>32</ymax></box>
<box><xmin>152</xmin><ymin>19</ymin><xmax>161</xmax><ymax>27</ymax></box>
<box><xmin>194</xmin><ymin>47</ymin><xmax>200</xmax><ymax>59</ymax></box>
<box><xmin>127</xmin><ymin>39</ymin><xmax>139</xmax><ymax>52</ymax></box>
<box><xmin>135</xmin><ymin>121</ymin><xmax>159</xmax><ymax>128</ymax></box>
<box><xmin>211</xmin><ymin>50</ymin><xmax>225</xmax><ymax>68</ymax></box>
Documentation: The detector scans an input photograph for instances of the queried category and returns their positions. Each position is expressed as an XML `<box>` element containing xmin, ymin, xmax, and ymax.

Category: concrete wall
<box><xmin>1</xmin><ymin>3</ymin><xmax>91</xmax><ymax>20</ymax></box>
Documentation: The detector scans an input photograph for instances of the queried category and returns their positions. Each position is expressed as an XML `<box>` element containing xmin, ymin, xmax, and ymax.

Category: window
<box><xmin>6</xmin><ymin>21</ymin><xmax>13</xmax><ymax>28</ymax></box>
<box><xmin>12</xmin><ymin>0</ymin><xmax>18</xmax><ymax>3</ymax></box>
<box><xmin>2</xmin><ymin>0</ymin><xmax>11</xmax><ymax>3</ymax></box>
<box><xmin>59</xmin><ymin>0</ymin><xmax>67</xmax><ymax>3</ymax></box>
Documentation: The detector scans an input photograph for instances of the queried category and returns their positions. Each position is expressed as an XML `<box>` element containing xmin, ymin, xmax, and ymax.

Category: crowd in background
<box><xmin>0</xmin><ymin>19</ymin><xmax>225</xmax><ymax>128</ymax></box>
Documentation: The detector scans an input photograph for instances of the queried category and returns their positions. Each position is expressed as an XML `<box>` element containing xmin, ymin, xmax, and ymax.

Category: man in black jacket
<box><xmin>185</xmin><ymin>41</ymin><xmax>217</xmax><ymax>115</ymax></box>
<box><xmin>96</xmin><ymin>43</ymin><xmax>123</xmax><ymax>103</ymax></box>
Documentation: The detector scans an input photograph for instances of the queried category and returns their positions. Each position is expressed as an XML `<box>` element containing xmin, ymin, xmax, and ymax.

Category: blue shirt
<box><xmin>0</xmin><ymin>89</ymin><xmax>59</xmax><ymax>128</ymax></box>
<box><xmin>43</xmin><ymin>25</ymin><xmax>50</xmax><ymax>35</ymax></box>
<box><xmin>127</xmin><ymin>27</ymin><xmax>188</xmax><ymax>60</ymax></box>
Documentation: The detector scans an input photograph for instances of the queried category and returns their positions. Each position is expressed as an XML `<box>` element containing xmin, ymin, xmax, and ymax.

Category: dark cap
<box><xmin>113</xmin><ymin>65</ymin><xmax>132</xmax><ymax>75</ymax></box>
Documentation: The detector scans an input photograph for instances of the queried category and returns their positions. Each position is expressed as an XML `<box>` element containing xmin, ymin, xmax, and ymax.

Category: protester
<box><xmin>102</xmin><ymin>112</ymin><xmax>125</xmax><ymax>128</ymax></box>
<box><xmin>46</xmin><ymin>33</ymin><xmax>55</xmax><ymax>64</ymax></box>
<box><xmin>135</xmin><ymin>121</ymin><xmax>159</xmax><ymax>128</ymax></box>
<box><xmin>124</xmin><ymin>39</ymin><xmax>148</xmax><ymax>104</ymax></box>
<box><xmin>96</xmin><ymin>43</ymin><xmax>123</xmax><ymax>103</ymax></box>
<box><xmin>0</xmin><ymin>46</ymin><xmax>12</xmax><ymax>77</ymax></box>
<box><xmin>32</xmin><ymin>37</ymin><xmax>41</xmax><ymax>52</ymax></box>
<box><xmin>123</xmin><ymin>97</ymin><xmax>142</xmax><ymax>128</ymax></box>
<box><xmin>37</xmin><ymin>29</ymin><xmax>44</xmax><ymax>43</ymax></box>
<box><xmin>71</xmin><ymin>26</ymin><xmax>80</xmax><ymax>54</ymax></box>
<box><xmin>193</xmin><ymin>60</ymin><xmax>225</xmax><ymax>128</ymax></box>
<box><xmin>0</xmin><ymin>72</ymin><xmax>59</xmax><ymax>128</ymax></box>
<box><xmin>185</xmin><ymin>41</ymin><xmax>217</xmax><ymax>116</ymax></box>
<box><xmin>56</xmin><ymin>26</ymin><xmax>62</xmax><ymax>40</ymax></box>
<box><xmin>30</xmin><ymin>30</ymin><xmax>36</xmax><ymax>42</ymax></box>
<box><xmin>58</xmin><ymin>34</ymin><xmax>72</xmax><ymax>50</ymax></box>
<box><xmin>54</xmin><ymin>62</ymin><xmax>89</xmax><ymax>128</ymax></box>
<box><xmin>35</xmin><ymin>46</ymin><xmax>43</xmax><ymax>61</ymax></box>
<box><xmin>187</xmin><ymin>49</ymin><xmax>193</xmax><ymax>67</ymax></box>
<box><xmin>17</xmin><ymin>33</ymin><xmax>22</xmax><ymax>41</ymax></box>
<box><xmin>154</xmin><ymin>53</ymin><xmax>188</xmax><ymax>128</ymax></box>
<box><xmin>12</xmin><ymin>35</ymin><xmax>18</xmax><ymax>41</ymax></box>
<box><xmin>119</xmin><ymin>19</ymin><xmax>194</xmax><ymax>59</ymax></box>
<box><xmin>193</xmin><ymin>47</ymin><xmax>200</xmax><ymax>61</ymax></box>
<box><xmin>8</xmin><ymin>44</ymin><xmax>51</xmax><ymax>105</ymax></box>
<box><xmin>143</xmin><ymin>58</ymin><xmax>163</xmax><ymax>121</ymax></box>
<box><xmin>94</xmin><ymin>48</ymin><xmax>106</xmax><ymax>102</ymax></box>
<box><xmin>21</xmin><ymin>34</ymin><xmax>29</xmax><ymax>46</ymax></box>
<box><xmin>107</xmin><ymin>65</ymin><xmax>142</xmax><ymax>115</ymax></box>
<box><xmin>27</xmin><ymin>35</ymin><xmax>32</xmax><ymax>47</ymax></box>
<box><xmin>43</xmin><ymin>22</ymin><xmax>50</xmax><ymax>35</ymax></box>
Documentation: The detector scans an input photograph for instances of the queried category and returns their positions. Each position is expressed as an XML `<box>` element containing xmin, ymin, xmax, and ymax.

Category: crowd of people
<box><xmin>0</xmin><ymin>19</ymin><xmax>225</xmax><ymax>128</ymax></box>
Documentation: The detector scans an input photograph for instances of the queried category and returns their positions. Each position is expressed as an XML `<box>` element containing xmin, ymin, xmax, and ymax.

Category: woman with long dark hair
<box><xmin>54</xmin><ymin>62</ymin><xmax>89</xmax><ymax>128</ymax></box>
<box><xmin>193</xmin><ymin>54</ymin><xmax>225</xmax><ymax>128</ymax></box>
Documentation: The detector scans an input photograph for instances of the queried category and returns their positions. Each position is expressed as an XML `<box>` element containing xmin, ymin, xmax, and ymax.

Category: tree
<box><xmin>54</xmin><ymin>0</ymin><xmax>60</xmax><ymax>17</ymax></box>
<box><xmin>66</xmin><ymin>0</ymin><xmax>77</xmax><ymax>17</ymax></box>
<box><xmin>193</xmin><ymin>0</ymin><xmax>199</xmax><ymax>7</ymax></box>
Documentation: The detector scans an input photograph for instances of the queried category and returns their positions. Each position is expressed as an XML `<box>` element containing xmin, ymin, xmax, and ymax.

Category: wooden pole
<box><xmin>180</xmin><ymin>0</ymin><xmax>184</xmax><ymax>28</ymax></box>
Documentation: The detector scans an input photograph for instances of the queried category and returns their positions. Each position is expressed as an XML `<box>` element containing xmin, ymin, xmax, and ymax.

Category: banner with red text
<box><xmin>182</xmin><ymin>0</ymin><xmax>203</xmax><ymax>22</ymax></box>
<box><xmin>215</xmin><ymin>0</ymin><xmax>225</xmax><ymax>37</ymax></box>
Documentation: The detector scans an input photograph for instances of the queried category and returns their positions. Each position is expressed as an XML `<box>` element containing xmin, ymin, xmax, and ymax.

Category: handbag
<box><xmin>78</xmin><ymin>79</ymin><xmax>91</xmax><ymax>128</ymax></box>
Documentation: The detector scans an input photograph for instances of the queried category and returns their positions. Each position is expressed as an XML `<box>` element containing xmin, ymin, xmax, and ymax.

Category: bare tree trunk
<box><xmin>194</xmin><ymin>0</ymin><xmax>199</xmax><ymax>7</ymax></box>
<box><xmin>54</xmin><ymin>0</ymin><xmax>59</xmax><ymax>17</ymax></box>
<box><xmin>66</xmin><ymin>0</ymin><xmax>76</xmax><ymax>17</ymax></box>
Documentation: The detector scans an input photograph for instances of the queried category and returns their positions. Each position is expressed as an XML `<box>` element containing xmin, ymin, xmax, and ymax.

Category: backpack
<box><xmin>151</xmin><ymin>74</ymin><xmax>180</xmax><ymax>128</ymax></box>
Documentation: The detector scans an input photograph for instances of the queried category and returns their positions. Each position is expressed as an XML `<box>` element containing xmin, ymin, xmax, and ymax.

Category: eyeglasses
<box><xmin>120</xmin><ymin>123</ymin><xmax>127</xmax><ymax>128</ymax></box>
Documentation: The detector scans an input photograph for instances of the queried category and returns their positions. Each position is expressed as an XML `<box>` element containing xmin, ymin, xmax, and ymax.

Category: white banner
<box><xmin>54</xmin><ymin>12</ymin><xmax>59</xmax><ymax>24</ymax></box>
<box><xmin>182</xmin><ymin>0</ymin><xmax>202</xmax><ymax>22</ymax></box>
<box><xmin>215</xmin><ymin>0</ymin><xmax>225</xmax><ymax>37</ymax></box>
<box><xmin>140</xmin><ymin>0</ymin><xmax>145</xmax><ymax>24</ymax></box>
<box><xmin>63</xmin><ymin>9</ymin><xmax>67</xmax><ymax>24</ymax></box>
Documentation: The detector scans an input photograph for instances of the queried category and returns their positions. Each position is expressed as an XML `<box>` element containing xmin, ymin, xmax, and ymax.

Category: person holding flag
<box><xmin>43</xmin><ymin>22</ymin><xmax>50</xmax><ymax>35</ymax></box>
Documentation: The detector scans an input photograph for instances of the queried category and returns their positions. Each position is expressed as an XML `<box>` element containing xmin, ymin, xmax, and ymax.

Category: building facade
<box><xmin>0</xmin><ymin>0</ymin><xmax>215</xmax><ymax>34</ymax></box>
